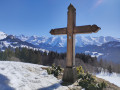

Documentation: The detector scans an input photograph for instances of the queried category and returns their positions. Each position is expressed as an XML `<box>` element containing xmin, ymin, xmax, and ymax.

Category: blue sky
<box><xmin>0</xmin><ymin>0</ymin><xmax>120</xmax><ymax>37</ymax></box>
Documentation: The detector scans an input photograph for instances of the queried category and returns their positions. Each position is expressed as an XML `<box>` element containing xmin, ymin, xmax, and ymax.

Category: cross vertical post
<box><xmin>62</xmin><ymin>4</ymin><xmax>77</xmax><ymax>82</ymax></box>
<box><xmin>66</xmin><ymin>4</ymin><xmax>76</xmax><ymax>67</ymax></box>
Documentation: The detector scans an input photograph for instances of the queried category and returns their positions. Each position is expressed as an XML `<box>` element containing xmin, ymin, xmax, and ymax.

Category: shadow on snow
<box><xmin>38</xmin><ymin>82</ymin><xmax>61</xmax><ymax>90</ymax></box>
<box><xmin>0</xmin><ymin>74</ymin><xmax>15</xmax><ymax>90</ymax></box>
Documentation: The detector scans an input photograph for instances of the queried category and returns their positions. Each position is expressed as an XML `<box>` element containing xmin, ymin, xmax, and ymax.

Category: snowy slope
<box><xmin>96</xmin><ymin>72</ymin><xmax>120</xmax><ymax>87</ymax></box>
<box><xmin>0</xmin><ymin>61</ymin><xmax>68</xmax><ymax>90</ymax></box>
<box><xmin>0</xmin><ymin>31</ymin><xmax>7</xmax><ymax>40</ymax></box>
<box><xmin>0</xmin><ymin>61</ymin><xmax>120</xmax><ymax>90</ymax></box>
<box><xmin>0</xmin><ymin>35</ymin><xmax>48</xmax><ymax>52</ymax></box>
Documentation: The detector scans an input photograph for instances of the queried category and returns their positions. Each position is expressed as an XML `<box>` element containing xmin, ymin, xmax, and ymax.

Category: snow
<box><xmin>17</xmin><ymin>35</ymin><xmax>120</xmax><ymax>47</ymax></box>
<box><xmin>85</xmin><ymin>51</ymin><xmax>90</xmax><ymax>54</ymax></box>
<box><xmin>0</xmin><ymin>61</ymin><xmax>120</xmax><ymax>89</ymax></box>
<box><xmin>2</xmin><ymin>41</ymin><xmax>11</xmax><ymax>47</ymax></box>
<box><xmin>0</xmin><ymin>31</ymin><xmax>7</xmax><ymax>40</ymax></box>
<box><xmin>0</xmin><ymin>61</ymin><xmax>68</xmax><ymax>90</ymax></box>
<box><xmin>96</xmin><ymin>72</ymin><xmax>120</xmax><ymax>87</ymax></box>
<box><xmin>91</xmin><ymin>52</ymin><xmax>103</xmax><ymax>58</ymax></box>
<box><xmin>0</xmin><ymin>40</ymin><xmax>49</xmax><ymax>53</ymax></box>
<box><xmin>92</xmin><ymin>52</ymin><xmax>98</xmax><ymax>55</ymax></box>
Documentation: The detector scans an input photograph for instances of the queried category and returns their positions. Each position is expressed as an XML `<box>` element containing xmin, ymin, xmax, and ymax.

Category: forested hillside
<box><xmin>0</xmin><ymin>47</ymin><xmax>120</xmax><ymax>73</ymax></box>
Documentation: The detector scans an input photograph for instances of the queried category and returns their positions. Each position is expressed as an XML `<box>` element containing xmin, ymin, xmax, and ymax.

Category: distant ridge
<box><xmin>0</xmin><ymin>31</ymin><xmax>120</xmax><ymax>63</ymax></box>
<box><xmin>0</xmin><ymin>31</ymin><xmax>7</xmax><ymax>40</ymax></box>
<box><xmin>16</xmin><ymin>35</ymin><xmax>120</xmax><ymax>47</ymax></box>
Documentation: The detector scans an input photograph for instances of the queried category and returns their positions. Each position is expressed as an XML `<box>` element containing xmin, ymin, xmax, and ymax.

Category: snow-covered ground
<box><xmin>0</xmin><ymin>61</ymin><xmax>68</xmax><ymax>90</ymax></box>
<box><xmin>0</xmin><ymin>61</ymin><xmax>120</xmax><ymax>90</ymax></box>
<box><xmin>96</xmin><ymin>72</ymin><xmax>120</xmax><ymax>87</ymax></box>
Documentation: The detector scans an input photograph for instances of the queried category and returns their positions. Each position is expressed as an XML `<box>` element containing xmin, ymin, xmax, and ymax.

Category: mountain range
<box><xmin>0</xmin><ymin>31</ymin><xmax>120</xmax><ymax>63</ymax></box>
<box><xmin>16</xmin><ymin>35</ymin><xmax>120</xmax><ymax>48</ymax></box>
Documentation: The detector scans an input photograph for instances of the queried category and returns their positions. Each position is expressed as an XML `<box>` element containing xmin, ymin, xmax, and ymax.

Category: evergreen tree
<box><xmin>107</xmin><ymin>65</ymin><xmax>112</xmax><ymax>73</ymax></box>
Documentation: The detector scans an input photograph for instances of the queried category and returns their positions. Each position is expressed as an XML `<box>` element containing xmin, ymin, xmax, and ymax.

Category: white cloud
<box><xmin>94</xmin><ymin>0</ymin><xmax>103</xmax><ymax>8</ymax></box>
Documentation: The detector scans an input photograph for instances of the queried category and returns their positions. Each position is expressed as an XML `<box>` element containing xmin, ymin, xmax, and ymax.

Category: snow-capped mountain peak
<box><xmin>16</xmin><ymin>35</ymin><xmax>120</xmax><ymax>48</ymax></box>
<box><xmin>0</xmin><ymin>31</ymin><xmax>7</xmax><ymax>40</ymax></box>
<box><xmin>16</xmin><ymin>34</ymin><xmax>29</xmax><ymax>41</ymax></box>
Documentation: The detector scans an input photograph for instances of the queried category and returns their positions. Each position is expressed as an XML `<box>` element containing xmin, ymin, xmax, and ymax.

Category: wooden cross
<box><xmin>50</xmin><ymin>4</ymin><xmax>101</xmax><ymax>82</ymax></box>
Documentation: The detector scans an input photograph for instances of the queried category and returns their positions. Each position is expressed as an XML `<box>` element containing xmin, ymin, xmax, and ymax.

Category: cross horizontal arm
<box><xmin>74</xmin><ymin>24</ymin><xmax>101</xmax><ymax>34</ymax></box>
<box><xmin>50</xmin><ymin>28</ymin><xmax>67</xmax><ymax>35</ymax></box>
